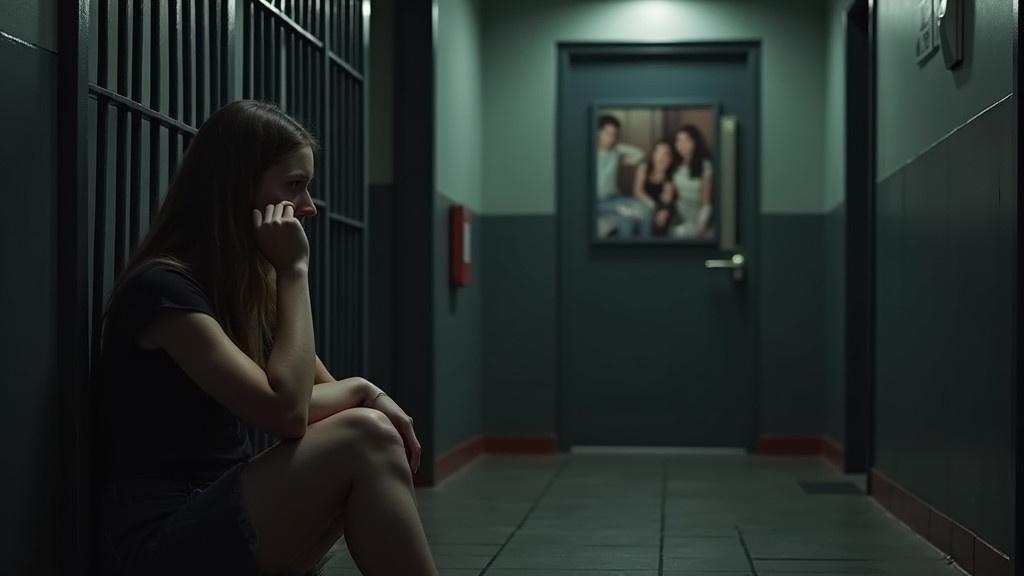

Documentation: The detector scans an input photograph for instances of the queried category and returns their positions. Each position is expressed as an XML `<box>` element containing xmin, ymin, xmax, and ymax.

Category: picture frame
<box><xmin>590</xmin><ymin>100</ymin><xmax>721</xmax><ymax>245</ymax></box>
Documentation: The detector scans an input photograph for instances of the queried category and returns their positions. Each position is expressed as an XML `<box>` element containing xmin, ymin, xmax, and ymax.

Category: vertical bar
<box><xmin>196</xmin><ymin>0</ymin><xmax>207</xmax><ymax>121</ymax></box>
<box><xmin>286</xmin><ymin>30</ymin><xmax>292</xmax><ymax>115</ymax></box>
<box><xmin>346</xmin><ymin>77</ymin><xmax>352</xmax><ymax>216</ymax></box>
<box><xmin>276</xmin><ymin>19</ymin><xmax>283</xmax><ymax>102</ymax></box>
<box><xmin>183</xmin><ymin>0</ymin><xmax>194</xmax><ymax>124</ymax></box>
<box><xmin>170</xmin><ymin>0</ymin><xmax>180</xmax><ymax>181</ymax></box>
<box><xmin>264</xmin><ymin>7</ymin><xmax>273</xmax><ymax>99</ymax></box>
<box><xmin>115</xmin><ymin>0</ymin><xmax>129</xmax><ymax>273</ymax></box>
<box><xmin>117</xmin><ymin>0</ymin><xmax>128</xmax><ymax>95</ymax></box>
<box><xmin>150</xmin><ymin>0</ymin><xmax>162</xmax><ymax>223</ymax></box>
<box><xmin>210</xmin><ymin>0</ymin><xmax>220</xmax><ymax>109</ymax></box>
<box><xmin>130</xmin><ymin>0</ymin><xmax>143</xmax><ymax>247</ymax></box>
<box><xmin>221</xmin><ymin>0</ymin><xmax>230</xmax><ymax>102</ymax></box>
<box><xmin>255</xmin><ymin>4</ymin><xmax>264</xmax><ymax>99</ymax></box>
<box><xmin>93</xmin><ymin>101</ymin><xmax>109</xmax><ymax>364</ymax></box>
<box><xmin>170</xmin><ymin>0</ymin><xmax>179</xmax><ymax>116</ymax></box>
<box><xmin>243</xmin><ymin>0</ymin><xmax>251</xmax><ymax>97</ymax></box>
<box><xmin>299</xmin><ymin>42</ymin><xmax>307</xmax><ymax>130</ymax></box>
<box><xmin>356</xmin><ymin>0</ymin><xmax>362</xmax><ymax>67</ymax></box>
<box><xmin>98</xmin><ymin>0</ymin><xmax>109</xmax><ymax>88</ymax></box>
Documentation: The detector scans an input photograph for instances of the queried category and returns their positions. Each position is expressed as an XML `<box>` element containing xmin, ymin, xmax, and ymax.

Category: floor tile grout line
<box><xmin>735</xmin><ymin>525</ymin><xmax>759</xmax><ymax>576</ymax></box>
<box><xmin>658</xmin><ymin>458</ymin><xmax>666</xmax><ymax>576</ymax></box>
<box><xmin>478</xmin><ymin>457</ymin><xmax>569</xmax><ymax>576</ymax></box>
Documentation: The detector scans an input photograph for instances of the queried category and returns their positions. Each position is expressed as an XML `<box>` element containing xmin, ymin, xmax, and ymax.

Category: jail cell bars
<box><xmin>86</xmin><ymin>0</ymin><xmax>230</xmax><ymax>367</ymax></box>
<box><xmin>242</xmin><ymin>0</ymin><xmax>368</xmax><ymax>451</ymax></box>
<box><xmin>83</xmin><ymin>0</ymin><xmax>368</xmax><ymax>455</ymax></box>
<box><xmin>242</xmin><ymin>0</ymin><xmax>368</xmax><ymax>388</ymax></box>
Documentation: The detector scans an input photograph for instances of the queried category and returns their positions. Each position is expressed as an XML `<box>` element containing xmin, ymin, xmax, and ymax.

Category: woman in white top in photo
<box><xmin>670</xmin><ymin>124</ymin><xmax>714</xmax><ymax>239</ymax></box>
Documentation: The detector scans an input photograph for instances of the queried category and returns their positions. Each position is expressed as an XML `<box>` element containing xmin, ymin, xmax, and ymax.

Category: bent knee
<box><xmin>316</xmin><ymin>407</ymin><xmax>403</xmax><ymax>450</ymax></box>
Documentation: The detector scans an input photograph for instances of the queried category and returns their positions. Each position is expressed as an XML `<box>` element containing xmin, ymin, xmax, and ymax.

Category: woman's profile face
<box><xmin>652</xmin><ymin>143</ymin><xmax>672</xmax><ymax>169</ymax></box>
<box><xmin>253</xmin><ymin>145</ymin><xmax>318</xmax><ymax>225</ymax></box>
<box><xmin>675</xmin><ymin>131</ymin><xmax>695</xmax><ymax>159</ymax></box>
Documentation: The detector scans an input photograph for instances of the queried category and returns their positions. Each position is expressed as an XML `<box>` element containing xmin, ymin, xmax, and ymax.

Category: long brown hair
<box><xmin>101</xmin><ymin>100</ymin><xmax>318</xmax><ymax>367</ymax></box>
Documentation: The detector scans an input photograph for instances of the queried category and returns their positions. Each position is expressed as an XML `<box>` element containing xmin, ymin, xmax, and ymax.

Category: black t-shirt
<box><xmin>97</xmin><ymin>264</ymin><xmax>252</xmax><ymax>485</ymax></box>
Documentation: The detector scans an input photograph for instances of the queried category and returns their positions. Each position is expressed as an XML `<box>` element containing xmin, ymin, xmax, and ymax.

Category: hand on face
<box><xmin>252</xmin><ymin>201</ymin><xmax>310</xmax><ymax>274</ymax></box>
<box><xmin>251</xmin><ymin>146</ymin><xmax>317</xmax><ymax>272</ymax></box>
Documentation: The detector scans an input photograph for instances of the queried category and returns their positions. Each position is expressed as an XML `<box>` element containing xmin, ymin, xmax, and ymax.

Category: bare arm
<box><xmin>308</xmin><ymin>377</ymin><xmax>380</xmax><ymax>424</ymax></box>
<box><xmin>617</xmin><ymin>142</ymin><xmax>646</xmax><ymax>165</ymax></box>
<box><xmin>144</xmin><ymin>306</ymin><xmax>312</xmax><ymax>439</ymax></box>
<box><xmin>263</xmin><ymin>268</ymin><xmax>316</xmax><ymax>432</ymax></box>
<box><xmin>313</xmin><ymin>354</ymin><xmax>335</xmax><ymax>384</ymax></box>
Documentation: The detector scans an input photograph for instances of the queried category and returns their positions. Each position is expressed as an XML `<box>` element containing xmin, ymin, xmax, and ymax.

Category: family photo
<box><xmin>594</xmin><ymin>105</ymin><xmax>717</xmax><ymax>242</ymax></box>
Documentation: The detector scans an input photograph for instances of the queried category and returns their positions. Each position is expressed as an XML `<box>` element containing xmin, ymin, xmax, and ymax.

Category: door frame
<box><xmin>554</xmin><ymin>42</ymin><xmax>762</xmax><ymax>451</ymax></box>
<box><xmin>843</xmin><ymin>0</ymin><xmax>875</xmax><ymax>474</ymax></box>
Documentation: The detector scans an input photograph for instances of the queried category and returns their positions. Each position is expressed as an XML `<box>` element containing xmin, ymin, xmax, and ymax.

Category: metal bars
<box><xmin>242</xmin><ymin>0</ymin><xmax>367</xmax><ymax>380</ymax></box>
<box><xmin>86</xmin><ymin>0</ymin><xmax>229</xmax><ymax>368</ymax></box>
<box><xmin>78</xmin><ymin>0</ymin><xmax>367</xmax><ymax>453</ymax></box>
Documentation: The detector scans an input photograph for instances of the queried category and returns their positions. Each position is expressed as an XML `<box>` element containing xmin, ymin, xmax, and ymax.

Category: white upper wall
<box><xmin>0</xmin><ymin>0</ymin><xmax>58</xmax><ymax>52</ymax></box>
<box><xmin>481</xmin><ymin>0</ymin><xmax>828</xmax><ymax>215</ymax></box>
<box><xmin>823</xmin><ymin>0</ymin><xmax>847</xmax><ymax>212</ymax></box>
<box><xmin>876</xmin><ymin>0</ymin><xmax>1014</xmax><ymax>179</ymax></box>
<box><xmin>436</xmin><ymin>0</ymin><xmax>484</xmax><ymax>211</ymax></box>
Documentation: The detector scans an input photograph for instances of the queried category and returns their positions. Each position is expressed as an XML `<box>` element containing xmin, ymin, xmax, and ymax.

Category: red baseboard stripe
<box><xmin>756</xmin><ymin>435</ymin><xmax>845</xmax><ymax>471</ymax></box>
<box><xmin>434</xmin><ymin>435</ymin><xmax>484</xmax><ymax>484</ymax></box>
<box><xmin>429</xmin><ymin>434</ymin><xmax>559</xmax><ymax>486</ymax></box>
<box><xmin>870</xmin><ymin>468</ymin><xmax>1012</xmax><ymax>576</ymax></box>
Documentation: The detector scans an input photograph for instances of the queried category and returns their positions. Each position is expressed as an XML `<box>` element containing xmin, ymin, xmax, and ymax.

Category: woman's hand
<box><xmin>253</xmin><ymin>201</ymin><xmax>310</xmax><ymax>274</ymax></box>
<box><xmin>366</xmin><ymin>387</ymin><xmax>422</xmax><ymax>474</ymax></box>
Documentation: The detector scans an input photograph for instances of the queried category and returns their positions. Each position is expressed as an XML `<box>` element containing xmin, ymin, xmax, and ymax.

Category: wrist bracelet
<box><xmin>368</xmin><ymin>390</ymin><xmax>387</xmax><ymax>407</ymax></box>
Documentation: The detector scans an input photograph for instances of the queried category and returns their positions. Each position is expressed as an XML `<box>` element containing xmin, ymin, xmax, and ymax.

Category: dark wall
<box><xmin>368</xmin><ymin>184</ymin><xmax>396</xmax><ymax>392</ymax></box>
<box><xmin>874</xmin><ymin>98</ymin><xmax>1015</xmax><ymax>554</ymax></box>
<box><xmin>823</xmin><ymin>203</ymin><xmax>846</xmax><ymax>444</ymax></box>
<box><xmin>759</xmin><ymin>215</ymin><xmax>827</xmax><ymax>435</ymax></box>
<box><xmin>481</xmin><ymin>215</ymin><xmax>559</xmax><ymax>436</ymax></box>
<box><xmin>433</xmin><ymin>194</ymin><xmax>484</xmax><ymax>454</ymax></box>
<box><xmin>0</xmin><ymin>32</ymin><xmax>60</xmax><ymax>575</ymax></box>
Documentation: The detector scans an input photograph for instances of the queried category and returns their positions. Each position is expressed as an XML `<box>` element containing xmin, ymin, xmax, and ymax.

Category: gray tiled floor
<box><xmin>322</xmin><ymin>453</ymin><xmax>963</xmax><ymax>575</ymax></box>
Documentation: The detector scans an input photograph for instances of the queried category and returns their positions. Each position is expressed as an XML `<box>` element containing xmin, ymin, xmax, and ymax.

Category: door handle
<box><xmin>705</xmin><ymin>253</ymin><xmax>746</xmax><ymax>282</ymax></box>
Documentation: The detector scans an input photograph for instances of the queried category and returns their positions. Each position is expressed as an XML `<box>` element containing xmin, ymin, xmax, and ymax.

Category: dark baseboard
<box><xmin>484</xmin><ymin>434</ymin><xmax>559</xmax><ymax>454</ymax></box>
<box><xmin>428</xmin><ymin>434</ymin><xmax>559</xmax><ymax>486</ymax></box>
<box><xmin>756</xmin><ymin>434</ymin><xmax>845</xmax><ymax>471</ymax></box>
<box><xmin>871</xmin><ymin>469</ymin><xmax>1013</xmax><ymax>576</ymax></box>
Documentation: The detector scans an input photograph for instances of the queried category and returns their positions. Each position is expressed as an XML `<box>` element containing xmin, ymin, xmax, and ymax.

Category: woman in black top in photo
<box><xmin>632</xmin><ymin>140</ymin><xmax>681</xmax><ymax>237</ymax></box>
<box><xmin>95</xmin><ymin>100</ymin><xmax>437</xmax><ymax>576</ymax></box>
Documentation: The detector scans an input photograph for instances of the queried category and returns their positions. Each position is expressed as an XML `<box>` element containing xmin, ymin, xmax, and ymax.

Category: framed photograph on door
<box><xmin>591</xmin><ymin>101</ymin><xmax>720</xmax><ymax>244</ymax></box>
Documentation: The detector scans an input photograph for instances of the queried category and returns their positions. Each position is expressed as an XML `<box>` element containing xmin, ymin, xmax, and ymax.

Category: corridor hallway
<box><xmin>325</xmin><ymin>453</ymin><xmax>962</xmax><ymax>575</ymax></box>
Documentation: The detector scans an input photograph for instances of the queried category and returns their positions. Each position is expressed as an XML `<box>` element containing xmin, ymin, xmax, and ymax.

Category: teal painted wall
<box><xmin>481</xmin><ymin>216</ymin><xmax>559</xmax><ymax>436</ymax></box>
<box><xmin>0</xmin><ymin>0</ymin><xmax>57</xmax><ymax>52</ymax></box>
<box><xmin>434</xmin><ymin>194</ymin><xmax>484</xmax><ymax>455</ymax></box>
<box><xmin>823</xmin><ymin>203</ymin><xmax>846</xmax><ymax>444</ymax></box>
<box><xmin>433</xmin><ymin>0</ymin><xmax>485</xmax><ymax>455</ymax></box>
<box><xmin>876</xmin><ymin>0</ymin><xmax>1013</xmax><ymax>179</ymax></box>
<box><xmin>0</xmin><ymin>27</ymin><xmax>59</xmax><ymax>575</ymax></box>
<box><xmin>822</xmin><ymin>0</ymin><xmax>847</xmax><ymax>445</ymax></box>
<box><xmin>874</xmin><ymin>0</ymin><xmax>1016</xmax><ymax>552</ymax></box>
<box><xmin>481</xmin><ymin>0</ymin><xmax>829</xmax><ymax>215</ymax></box>
<box><xmin>436</xmin><ymin>0</ymin><xmax>483</xmax><ymax>211</ymax></box>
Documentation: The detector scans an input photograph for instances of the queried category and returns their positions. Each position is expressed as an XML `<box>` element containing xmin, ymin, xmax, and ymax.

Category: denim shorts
<box><xmin>98</xmin><ymin>462</ymin><xmax>261</xmax><ymax>576</ymax></box>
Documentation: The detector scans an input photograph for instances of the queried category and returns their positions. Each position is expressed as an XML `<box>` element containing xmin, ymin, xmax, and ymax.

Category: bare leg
<box><xmin>344</xmin><ymin>435</ymin><xmax>436</xmax><ymax>575</ymax></box>
<box><xmin>271</xmin><ymin>510</ymin><xmax>344</xmax><ymax>576</ymax></box>
<box><xmin>240</xmin><ymin>408</ymin><xmax>437</xmax><ymax>575</ymax></box>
